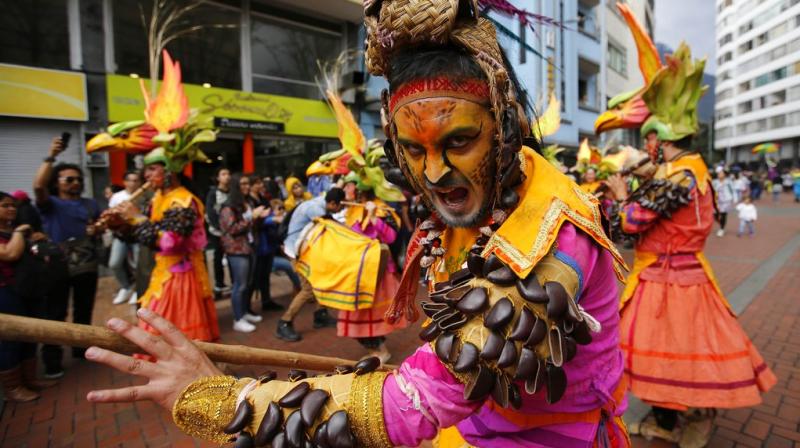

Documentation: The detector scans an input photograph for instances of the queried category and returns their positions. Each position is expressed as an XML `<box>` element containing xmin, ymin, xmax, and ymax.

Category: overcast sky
<box><xmin>654</xmin><ymin>0</ymin><xmax>717</xmax><ymax>74</ymax></box>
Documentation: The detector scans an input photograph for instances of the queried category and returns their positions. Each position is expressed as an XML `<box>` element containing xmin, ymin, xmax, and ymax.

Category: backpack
<box><xmin>14</xmin><ymin>239</ymin><xmax>69</xmax><ymax>299</ymax></box>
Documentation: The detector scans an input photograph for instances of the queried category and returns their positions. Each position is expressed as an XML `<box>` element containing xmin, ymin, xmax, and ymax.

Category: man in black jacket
<box><xmin>204</xmin><ymin>167</ymin><xmax>230</xmax><ymax>297</ymax></box>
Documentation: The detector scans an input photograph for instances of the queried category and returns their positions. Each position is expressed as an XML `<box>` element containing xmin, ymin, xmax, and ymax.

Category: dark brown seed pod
<box><xmin>486</xmin><ymin>265</ymin><xmax>516</xmax><ymax>286</ymax></box>
<box><xmin>548</xmin><ymin>326</ymin><xmax>564</xmax><ymax>367</ymax></box>
<box><xmin>443</xmin><ymin>284</ymin><xmax>471</xmax><ymax>302</ymax></box>
<box><xmin>464</xmin><ymin>364</ymin><xmax>496</xmax><ymax>401</ymax></box>
<box><xmin>483</xmin><ymin>297</ymin><xmax>514</xmax><ymax>331</ymax></box>
<box><xmin>254</xmin><ymin>402</ymin><xmax>282</xmax><ymax>446</ymax></box>
<box><xmin>545</xmin><ymin>282</ymin><xmax>569</xmax><ymax>319</ymax></box>
<box><xmin>480</xmin><ymin>330</ymin><xmax>505</xmax><ymax>361</ymax></box>
<box><xmin>421</xmin><ymin>301</ymin><xmax>450</xmax><ymax>318</ymax></box>
<box><xmin>491</xmin><ymin>373</ymin><xmax>510</xmax><ymax>408</ymax></box>
<box><xmin>500</xmin><ymin>189</ymin><xmax>520</xmax><ymax>209</ymax></box>
<box><xmin>515</xmin><ymin>273</ymin><xmax>549</xmax><ymax>303</ymax></box>
<box><xmin>546</xmin><ymin>364</ymin><xmax>568</xmax><ymax>404</ymax></box>
<box><xmin>524</xmin><ymin>358</ymin><xmax>545</xmax><ymax>394</ymax></box>
<box><xmin>453</xmin><ymin>342</ymin><xmax>479</xmax><ymax>373</ymax></box>
<box><xmin>435</xmin><ymin>332</ymin><xmax>457</xmax><ymax>363</ymax></box>
<box><xmin>354</xmin><ymin>356</ymin><xmax>381</xmax><ymax>375</ymax></box>
<box><xmin>234</xmin><ymin>431</ymin><xmax>254</xmax><ymax>448</ymax></box>
<box><xmin>313</xmin><ymin>421</ymin><xmax>329</xmax><ymax>448</ymax></box>
<box><xmin>272</xmin><ymin>432</ymin><xmax>287</xmax><ymax>448</ymax></box>
<box><xmin>301</xmin><ymin>389</ymin><xmax>329</xmax><ymax>427</ymax></box>
<box><xmin>476</xmin><ymin>235</ymin><xmax>490</xmax><ymax>246</ymax></box>
<box><xmin>326</xmin><ymin>410</ymin><xmax>355</xmax><ymax>448</ymax></box>
<box><xmin>278</xmin><ymin>382</ymin><xmax>311</xmax><ymax>408</ymax></box>
<box><xmin>432</xmin><ymin>307</ymin><xmax>458</xmax><ymax>322</ymax></box>
<box><xmin>304</xmin><ymin>439</ymin><xmax>314</xmax><ymax>448</ymax></box>
<box><xmin>565</xmin><ymin>297</ymin><xmax>583</xmax><ymax>323</ymax></box>
<box><xmin>223</xmin><ymin>400</ymin><xmax>253</xmax><ymax>434</ymax></box>
<box><xmin>564</xmin><ymin>336</ymin><xmax>577</xmax><ymax>362</ymax></box>
<box><xmin>467</xmin><ymin>252</ymin><xmax>485</xmax><ymax>277</ymax></box>
<box><xmin>258</xmin><ymin>371</ymin><xmax>278</xmax><ymax>384</ymax></box>
<box><xmin>437</xmin><ymin>312</ymin><xmax>468</xmax><ymax>331</ymax></box>
<box><xmin>419</xmin><ymin>322</ymin><xmax>443</xmax><ymax>342</ymax></box>
<box><xmin>455</xmin><ymin>287</ymin><xmax>489</xmax><ymax>314</ymax></box>
<box><xmin>497</xmin><ymin>340</ymin><xmax>518</xmax><ymax>369</ymax></box>
<box><xmin>508</xmin><ymin>382</ymin><xmax>522</xmax><ymax>409</ymax></box>
<box><xmin>334</xmin><ymin>365</ymin><xmax>354</xmax><ymax>375</ymax></box>
<box><xmin>514</xmin><ymin>347</ymin><xmax>538</xmax><ymax>380</ymax></box>
<box><xmin>284</xmin><ymin>409</ymin><xmax>305</xmax><ymax>448</ymax></box>
<box><xmin>571</xmin><ymin>321</ymin><xmax>593</xmax><ymax>345</ymax></box>
<box><xmin>433</xmin><ymin>280</ymin><xmax>450</xmax><ymax>292</ymax></box>
<box><xmin>509</xmin><ymin>307</ymin><xmax>535</xmax><ymax>341</ymax></box>
<box><xmin>449</xmin><ymin>268</ymin><xmax>473</xmax><ymax>287</ymax></box>
<box><xmin>288</xmin><ymin>369</ymin><xmax>308</xmax><ymax>382</ymax></box>
<box><xmin>525</xmin><ymin>315</ymin><xmax>547</xmax><ymax>347</ymax></box>
<box><xmin>482</xmin><ymin>254</ymin><xmax>503</xmax><ymax>277</ymax></box>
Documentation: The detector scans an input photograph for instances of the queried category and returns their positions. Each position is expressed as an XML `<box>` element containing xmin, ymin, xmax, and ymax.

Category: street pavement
<box><xmin>1</xmin><ymin>195</ymin><xmax>798</xmax><ymax>447</ymax></box>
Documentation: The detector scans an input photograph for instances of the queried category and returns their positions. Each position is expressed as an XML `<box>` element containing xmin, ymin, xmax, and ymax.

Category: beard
<box><xmin>423</xmin><ymin>171</ymin><xmax>495</xmax><ymax>229</ymax></box>
<box><xmin>434</xmin><ymin>194</ymin><xmax>493</xmax><ymax>228</ymax></box>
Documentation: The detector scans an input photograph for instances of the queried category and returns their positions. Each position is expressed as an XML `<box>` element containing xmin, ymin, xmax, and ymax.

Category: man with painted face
<box><xmin>84</xmin><ymin>2</ymin><xmax>630</xmax><ymax>446</ymax></box>
<box><xmin>598</xmin><ymin>4</ymin><xmax>775</xmax><ymax>446</ymax></box>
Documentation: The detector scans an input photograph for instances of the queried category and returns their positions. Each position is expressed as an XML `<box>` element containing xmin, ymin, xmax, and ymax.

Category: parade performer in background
<box><xmin>597</xmin><ymin>4</ymin><xmax>776</xmax><ymax>446</ymax></box>
<box><xmin>87</xmin><ymin>51</ymin><xmax>220</xmax><ymax>344</ymax></box>
<box><xmin>283</xmin><ymin>177</ymin><xmax>313</xmax><ymax>212</ymax></box>
<box><xmin>86</xmin><ymin>2</ymin><xmax>632</xmax><ymax>446</ymax></box>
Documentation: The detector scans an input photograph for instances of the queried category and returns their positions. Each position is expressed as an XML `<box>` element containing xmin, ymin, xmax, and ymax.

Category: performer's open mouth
<box><xmin>433</xmin><ymin>186</ymin><xmax>470</xmax><ymax>211</ymax></box>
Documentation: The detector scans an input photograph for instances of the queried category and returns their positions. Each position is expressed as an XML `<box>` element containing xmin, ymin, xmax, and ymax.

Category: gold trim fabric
<box><xmin>172</xmin><ymin>375</ymin><xmax>249</xmax><ymax>444</ymax></box>
<box><xmin>347</xmin><ymin>371</ymin><xmax>393</xmax><ymax>448</ymax></box>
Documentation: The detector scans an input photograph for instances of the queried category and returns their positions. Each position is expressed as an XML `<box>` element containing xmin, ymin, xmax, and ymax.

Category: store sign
<box><xmin>0</xmin><ymin>63</ymin><xmax>88</xmax><ymax>121</ymax></box>
<box><xmin>106</xmin><ymin>75</ymin><xmax>338</xmax><ymax>138</ymax></box>
<box><xmin>214</xmin><ymin>117</ymin><xmax>285</xmax><ymax>133</ymax></box>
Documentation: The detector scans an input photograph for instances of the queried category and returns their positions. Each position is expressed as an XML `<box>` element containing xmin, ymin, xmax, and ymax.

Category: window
<box><xmin>738</xmin><ymin>101</ymin><xmax>753</xmax><ymax>114</ymax></box>
<box><xmin>717</xmin><ymin>88</ymin><xmax>733</xmax><ymax>101</ymax></box>
<box><xmin>739</xmin><ymin>81</ymin><xmax>751</xmax><ymax>93</ymax></box>
<box><xmin>718</xmin><ymin>51</ymin><xmax>732</xmax><ymax>65</ymax></box>
<box><xmin>719</xmin><ymin>33</ymin><xmax>733</xmax><ymax>47</ymax></box>
<box><xmin>250</xmin><ymin>14</ymin><xmax>342</xmax><ymax>99</ymax></box>
<box><xmin>608</xmin><ymin>41</ymin><xmax>627</xmax><ymax>75</ymax></box>
<box><xmin>716</xmin><ymin>107</ymin><xmax>733</xmax><ymax>121</ymax></box>
<box><xmin>0</xmin><ymin>0</ymin><xmax>70</xmax><ymax>69</ymax></box>
<box><xmin>788</xmin><ymin>84</ymin><xmax>800</xmax><ymax>101</ymax></box>
<box><xmin>113</xmin><ymin>0</ymin><xmax>241</xmax><ymax>89</ymax></box>
<box><xmin>716</xmin><ymin>126</ymin><xmax>732</xmax><ymax>139</ymax></box>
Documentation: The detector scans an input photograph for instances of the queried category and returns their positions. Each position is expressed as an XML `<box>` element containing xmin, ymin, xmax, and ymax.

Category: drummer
<box><xmin>274</xmin><ymin>187</ymin><xmax>345</xmax><ymax>342</ymax></box>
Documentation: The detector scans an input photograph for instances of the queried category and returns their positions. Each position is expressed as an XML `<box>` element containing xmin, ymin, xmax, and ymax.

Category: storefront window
<box><xmin>254</xmin><ymin>137</ymin><xmax>339</xmax><ymax>179</ymax></box>
<box><xmin>251</xmin><ymin>14</ymin><xmax>342</xmax><ymax>99</ymax></box>
<box><xmin>0</xmin><ymin>0</ymin><xmax>70</xmax><ymax>69</ymax></box>
<box><xmin>113</xmin><ymin>0</ymin><xmax>241</xmax><ymax>89</ymax></box>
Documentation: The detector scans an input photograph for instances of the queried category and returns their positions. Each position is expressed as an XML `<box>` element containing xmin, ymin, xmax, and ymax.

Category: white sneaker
<box><xmin>243</xmin><ymin>313</ymin><xmax>263</xmax><ymax>323</ymax></box>
<box><xmin>716</xmin><ymin>229</ymin><xmax>724</xmax><ymax>237</ymax></box>
<box><xmin>113</xmin><ymin>288</ymin><xmax>132</xmax><ymax>305</ymax></box>
<box><xmin>233</xmin><ymin>319</ymin><xmax>256</xmax><ymax>333</ymax></box>
<box><xmin>127</xmin><ymin>292</ymin><xmax>138</xmax><ymax>304</ymax></box>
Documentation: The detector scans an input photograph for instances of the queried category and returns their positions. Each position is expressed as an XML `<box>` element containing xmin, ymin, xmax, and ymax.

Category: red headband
<box><xmin>389</xmin><ymin>77</ymin><xmax>490</xmax><ymax>114</ymax></box>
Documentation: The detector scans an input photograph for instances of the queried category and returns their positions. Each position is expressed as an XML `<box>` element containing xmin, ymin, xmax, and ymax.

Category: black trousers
<box><xmin>42</xmin><ymin>272</ymin><xmax>98</xmax><ymax>370</ymax></box>
<box><xmin>252</xmin><ymin>253</ymin><xmax>274</xmax><ymax>306</ymax></box>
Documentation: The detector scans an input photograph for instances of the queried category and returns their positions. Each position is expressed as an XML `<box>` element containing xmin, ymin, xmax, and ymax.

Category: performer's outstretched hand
<box><xmin>85</xmin><ymin>308</ymin><xmax>222</xmax><ymax>411</ymax></box>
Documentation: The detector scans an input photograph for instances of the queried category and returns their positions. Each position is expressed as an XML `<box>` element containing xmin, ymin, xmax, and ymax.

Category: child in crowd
<box><xmin>736</xmin><ymin>196</ymin><xmax>758</xmax><ymax>238</ymax></box>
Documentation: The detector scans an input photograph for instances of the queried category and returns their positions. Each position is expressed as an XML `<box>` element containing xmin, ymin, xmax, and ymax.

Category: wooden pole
<box><xmin>0</xmin><ymin>314</ymin><xmax>396</xmax><ymax>372</ymax></box>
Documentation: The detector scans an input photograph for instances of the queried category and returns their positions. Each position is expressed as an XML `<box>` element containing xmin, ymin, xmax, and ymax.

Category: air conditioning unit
<box><xmin>546</xmin><ymin>30</ymin><xmax>555</xmax><ymax>49</ymax></box>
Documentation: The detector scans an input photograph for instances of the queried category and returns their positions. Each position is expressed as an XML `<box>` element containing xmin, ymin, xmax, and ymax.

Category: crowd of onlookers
<box><xmin>711</xmin><ymin>164</ymin><xmax>800</xmax><ymax>238</ymax></box>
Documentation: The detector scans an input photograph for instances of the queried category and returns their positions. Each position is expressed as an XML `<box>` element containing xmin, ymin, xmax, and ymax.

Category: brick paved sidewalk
<box><xmin>1</xmin><ymin>195</ymin><xmax>798</xmax><ymax>447</ymax></box>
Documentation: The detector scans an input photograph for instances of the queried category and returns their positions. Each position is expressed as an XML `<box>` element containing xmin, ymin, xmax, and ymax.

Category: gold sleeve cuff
<box><xmin>346</xmin><ymin>371</ymin><xmax>393</xmax><ymax>448</ymax></box>
<box><xmin>172</xmin><ymin>375</ymin><xmax>251</xmax><ymax>444</ymax></box>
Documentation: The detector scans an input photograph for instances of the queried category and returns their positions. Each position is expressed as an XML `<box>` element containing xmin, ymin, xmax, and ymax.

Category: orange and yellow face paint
<box><xmin>393</xmin><ymin>96</ymin><xmax>496</xmax><ymax>227</ymax></box>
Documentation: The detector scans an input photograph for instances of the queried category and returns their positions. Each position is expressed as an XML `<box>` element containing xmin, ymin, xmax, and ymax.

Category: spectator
<box><xmin>251</xmin><ymin>198</ymin><xmax>285</xmax><ymax>312</ymax></box>
<box><xmin>0</xmin><ymin>192</ymin><xmax>61</xmax><ymax>402</ymax></box>
<box><xmin>283</xmin><ymin>176</ymin><xmax>312</xmax><ymax>212</ymax></box>
<box><xmin>782</xmin><ymin>170</ymin><xmax>794</xmax><ymax>196</ymax></box>
<box><xmin>731</xmin><ymin>171</ymin><xmax>748</xmax><ymax>203</ymax></box>
<box><xmin>275</xmin><ymin>176</ymin><xmax>288</xmax><ymax>200</ymax></box>
<box><xmin>205</xmin><ymin>167</ymin><xmax>231</xmax><ymax>297</ymax></box>
<box><xmin>248</xmin><ymin>175</ymin><xmax>270</xmax><ymax>207</ymax></box>
<box><xmin>770</xmin><ymin>178</ymin><xmax>783</xmax><ymax>202</ymax></box>
<box><xmin>264</xmin><ymin>177</ymin><xmax>281</xmax><ymax>201</ymax></box>
<box><xmin>792</xmin><ymin>167</ymin><xmax>800</xmax><ymax>203</ymax></box>
<box><xmin>219</xmin><ymin>173</ymin><xmax>264</xmax><ymax>333</ymax></box>
<box><xmin>33</xmin><ymin>137</ymin><xmax>102</xmax><ymax>378</ymax></box>
<box><xmin>10</xmin><ymin>190</ymin><xmax>42</xmax><ymax>232</ymax></box>
<box><xmin>749</xmin><ymin>172</ymin><xmax>763</xmax><ymax>201</ymax></box>
<box><xmin>108</xmin><ymin>170</ymin><xmax>142</xmax><ymax>305</ymax></box>
<box><xmin>712</xmin><ymin>170</ymin><xmax>735</xmax><ymax>237</ymax></box>
<box><xmin>736</xmin><ymin>196</ymin><xmax>757</xmax><ymax>238</ymax></box>
<box><xmin>275</xmin><ymin>188</ymin><xmax>344</xmax><ymax>342</ymax></box>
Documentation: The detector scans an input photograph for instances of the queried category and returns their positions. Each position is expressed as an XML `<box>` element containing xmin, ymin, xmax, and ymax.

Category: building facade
<box><xmin>715</xmin><ymin>0</ymin><xmax>800</xmax><ymax>167</ymax></box>
<box><xmin>0</xmin><ymin>0</ymin><xmax>363</xmax><ymax>197</ymax></box>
